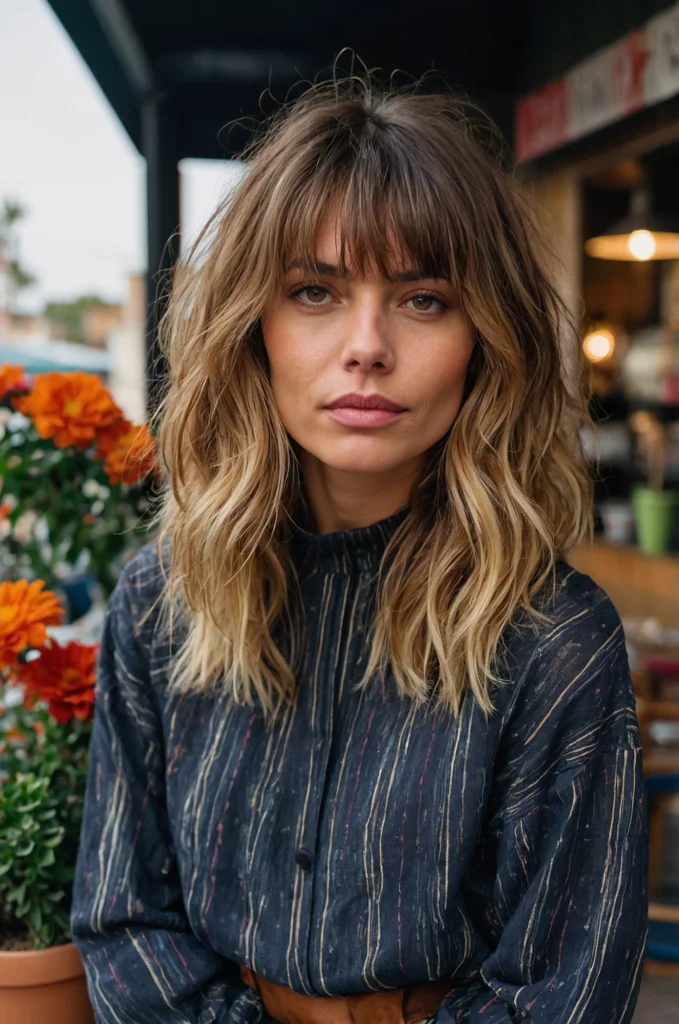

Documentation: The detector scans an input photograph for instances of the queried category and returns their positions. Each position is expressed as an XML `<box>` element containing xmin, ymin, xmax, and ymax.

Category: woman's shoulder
<box><xmin>499</xmin><ymin>559</ymin><xmax>634</xmax><ymax>749</ymax></box>
<box><xmin>500</xmin><ymin>559</ymin><xmax>628</xmax><ymax>714</ymax></box>
<box><xmin>546</xmin><ymin>558</ymin><xmax>622</xmax><ymax>638</ymax></box>
<box><xmin>491</xmin><ymin>562</ymin><xmax>640</xmax><ymax>821</ymax></box>
<box><xmin>109</xmin><ymin>536</ymin><xmax>168</xmax><ymax>644</ymax></box>
<box><xmin>509</xmin><ymin>559</ymin><xmax>624</xmax><ymax>662</ymax></box>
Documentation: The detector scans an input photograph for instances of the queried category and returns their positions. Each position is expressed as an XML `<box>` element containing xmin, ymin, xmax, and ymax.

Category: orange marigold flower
<box><xmin>0</xmin><ymin>364</ymin><xmax>28</xmax><ymax>399</ymax></box>
<box><xmin>95</xmin><ymin>416</ymin><xmax>128</xmax><ymax>457</ymax></box>
<box><xmin>0</xmin><ymin>579</ymin><xmax>64</xmax><ymax>667</ymax></box>
<box><xmin>13</xmin><ymin>370</ymin><xmax>123</xmax><ymax>449</ymax></box>
<box><xmin>98</xmin><ymin>420</ymin><xmax>157</xmax><ymax>485</ymax></box>
<box><xmin>19</xmin><ymin>640</ymin><xmax>98</xmax><ymax>724</ymax></box>
<box><xmin>4</xmin><ymin>724</ymin><xmax>26</xmax><ymax>743</ymax></box>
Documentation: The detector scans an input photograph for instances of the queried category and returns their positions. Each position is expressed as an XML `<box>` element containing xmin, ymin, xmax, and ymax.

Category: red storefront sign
<box><xmin>516</xmin><ymin>2</ymin><xmax>679</xmax><ymax>162</ymax></box>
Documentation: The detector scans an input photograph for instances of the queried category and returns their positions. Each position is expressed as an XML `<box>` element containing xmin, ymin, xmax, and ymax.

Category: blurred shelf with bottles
<box><xmin>579</xmin><ymin>142</ymin><xmax>679</xmax><ymax>558</ymax></box>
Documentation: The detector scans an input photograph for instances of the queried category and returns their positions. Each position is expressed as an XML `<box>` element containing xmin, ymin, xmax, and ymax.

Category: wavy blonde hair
<box><xmin>152</xmin><ymin>73</ymin><xmax>593</xmax><ymax>720</ymax></box>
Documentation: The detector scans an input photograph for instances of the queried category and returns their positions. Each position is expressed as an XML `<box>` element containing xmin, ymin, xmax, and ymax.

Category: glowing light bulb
<box><xmin>627</xmin><ymin>230</ymin><xmax>657</xmax><ymax>260</ymax></box>
<box><xmin>583</xmin><ymin>328</ymin><xmax>615</xmax><ymax>363</ymax></box>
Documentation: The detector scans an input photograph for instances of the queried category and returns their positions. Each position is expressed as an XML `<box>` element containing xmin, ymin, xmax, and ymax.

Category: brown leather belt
<box><xmin>240</xmin><ymin>966</ymin><xmax>451</xmax><ymax>1023</ymax></box>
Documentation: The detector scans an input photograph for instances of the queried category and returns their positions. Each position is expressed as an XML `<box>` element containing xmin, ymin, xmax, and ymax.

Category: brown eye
<box><xmin>299</xmin><ymin>286</ymin><xmax>330</xmax><ymax>305</ymax></box>
<box><xmin>409</xmin><ymin>293</ymin><xmax>440</xmax><ymax>312</ymax></box>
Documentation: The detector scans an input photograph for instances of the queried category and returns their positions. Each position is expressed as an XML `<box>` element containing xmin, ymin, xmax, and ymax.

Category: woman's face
<box><xmin>261</xmin><ymin>215</ymin><xmax>476</xmax><ymax>485</ymax></box>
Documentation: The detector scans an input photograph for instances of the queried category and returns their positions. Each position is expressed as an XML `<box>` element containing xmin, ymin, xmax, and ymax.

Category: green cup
<box><xmin>632</xmin><ymin>487</ymin><xmax>678</xmax><ymax>556</ymax></box>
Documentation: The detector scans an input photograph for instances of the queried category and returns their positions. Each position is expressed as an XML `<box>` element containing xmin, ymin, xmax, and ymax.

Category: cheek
<box><xmin>268</xmin><ymin>341</ymin><xmax>321</xmax><ymax>401</ymax></box>
<box><xmin>261</xmin><ymin>315</ymin><xmax>324</xmax><ymax>425</ymax></box>
<box><xmin>413</xmin><ymin>324</ymin><xmax>475</xmax><ymax>407</ymax></box>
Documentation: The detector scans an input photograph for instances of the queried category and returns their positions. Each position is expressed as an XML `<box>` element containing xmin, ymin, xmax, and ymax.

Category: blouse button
<box><xmin>295</xmin><ymin>848</ymin><xmax>313</xmax><ymax>871</ymax></box>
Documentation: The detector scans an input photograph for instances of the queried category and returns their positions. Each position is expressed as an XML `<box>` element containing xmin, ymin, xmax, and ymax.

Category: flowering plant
<box><xmin>0</xmin><ymin>366</ymin><xmax>158</xmax><ymax>951</ymax></box>
<box><xmin>0</xmin><ymin>365</ymin><xmax>158</xmax><ymax>601</ymax></box>
<box><xmin>0</xmin><ymin>582</ymin><xmax>96</xmax><ymax>950</ymax></box>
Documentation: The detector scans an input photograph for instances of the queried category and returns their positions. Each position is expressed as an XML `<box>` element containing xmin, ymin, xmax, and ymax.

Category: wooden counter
<box><xmin>567</xmin><ymin>541</ymin><xmax>679</xmax><ymax>627</ymax></box>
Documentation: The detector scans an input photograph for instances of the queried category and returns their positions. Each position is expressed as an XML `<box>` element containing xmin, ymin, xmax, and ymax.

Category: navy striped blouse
<box><xmin>71</xmin><ymin>505</ymin><xmax>649</xmax><ymax>1023</ymax></box>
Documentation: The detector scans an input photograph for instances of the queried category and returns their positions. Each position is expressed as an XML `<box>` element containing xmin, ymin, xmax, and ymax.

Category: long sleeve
<box><xmin>70</xmin><ymin>563</ymin><xmax>257</xmax><ymax>1024</ymax></box>
<box><xmin>434</xmin><ymin>601</ymin><xmax>649</xmax><ymax>1023</ymax></box>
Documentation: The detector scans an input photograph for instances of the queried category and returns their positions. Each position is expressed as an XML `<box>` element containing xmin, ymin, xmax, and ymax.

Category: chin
<box><xmin>313</xmin><ymin>441</ymin><xmax>414</xmax><ymax>475</ymax></box>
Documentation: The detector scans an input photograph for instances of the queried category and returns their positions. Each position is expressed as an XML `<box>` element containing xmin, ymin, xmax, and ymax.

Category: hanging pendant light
<box><xmin>585</xmin><ymin>188</ymin><xmax>679</xmax><ymax>261</ymax></box>
<box><xmin>583</xmin><ymin>324</ymin><xmax>615</xmax><ymax>363</ymax></box>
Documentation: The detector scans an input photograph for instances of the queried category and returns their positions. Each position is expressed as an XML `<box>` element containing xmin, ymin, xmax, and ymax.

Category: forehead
<box><xmin>315</xmin><ymin>210</ymin><xmax>411</xmax><ymax>261</ymax></box>
<box><xmin>280</xmin><ymin>174</ymin><xmax>456</xmax><ymax>283</ymax></box>
<box><xmin>284</xmin><ymin>211</ymin><xmax>440</xmax><ymax>282</ymax></box>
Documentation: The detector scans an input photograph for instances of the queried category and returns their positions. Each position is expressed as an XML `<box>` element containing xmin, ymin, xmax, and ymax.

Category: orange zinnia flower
<box><xmin>0</xmin><ymin>364</ymin><xmax>28</xmax><ymax>399</ymax></box>
<box><xmin>98</xmin><ymin>420</ymin><xmax>157</xmax><ymax>485</ymax></box>
<box><xmin>20</xmin><ymin>640</ymin><xmax>97</xmax><ymax>724</ymax></box>
<box><xmin>14</xmin><ymin>370</ymin><xmax>123</xmax><ymax>449</ymax></box>
<box><xmin>0</xmin><ymin>579</ymin><xmax>64</xmax><ymax>667</ymax></box>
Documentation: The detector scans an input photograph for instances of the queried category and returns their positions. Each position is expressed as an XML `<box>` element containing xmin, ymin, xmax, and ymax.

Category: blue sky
<box><xmin>0</xmin><ymin>0</ymin><xmax>233</xmax><ymax>312</ymax></box>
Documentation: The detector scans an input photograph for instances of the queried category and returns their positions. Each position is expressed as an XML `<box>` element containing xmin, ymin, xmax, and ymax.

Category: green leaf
<box><xmin>37</xmin><ymin>848</ymin><xmax>55</xmax><ymax>869</ymax></box>
<box><xmin>7</xmin><ymin>883</ymin><xmax>26</xmax><ymax>904</ymax></box>
<box><xmin>29</xmin><ymin>903</ymin><xmax>42</xmax><ymax>933</ymax></box>
<box><xmin>42</xmin><ymin>832</ymin><xmax>64</xmax><ymax>848</ymax></box>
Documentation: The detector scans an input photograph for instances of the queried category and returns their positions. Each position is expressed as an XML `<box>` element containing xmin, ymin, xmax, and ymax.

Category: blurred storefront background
<box><xmin>519</xmin><ymin>4</ymin><xmax>679</xmax><ymax>565</ymax></box>
<box><xmin>515</xmin><ymin>8</ymin><xmax>679</xmax><ymax>1004</ymax></box>
<box><xmin>516</xmin><ymin>6</ymin><xmax>679</xmax><ymax>684</ymax></box>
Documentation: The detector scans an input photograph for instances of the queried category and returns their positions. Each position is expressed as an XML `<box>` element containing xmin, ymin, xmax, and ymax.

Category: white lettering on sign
<box><xmin>646</xmin><ymin>5</ymin><xmax>679</xmax><ymax>104</ymax></box>
<box><xmin>516</xmin><ymin>1</ymin><xmax>679</xmax><ymax>162</ymax></box>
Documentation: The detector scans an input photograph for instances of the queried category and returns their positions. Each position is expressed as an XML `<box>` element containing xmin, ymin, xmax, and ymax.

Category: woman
<box><xmin>71</xmin><ymin>76</ymin><xmax>648</xmax><ymax>1024</ymax></box>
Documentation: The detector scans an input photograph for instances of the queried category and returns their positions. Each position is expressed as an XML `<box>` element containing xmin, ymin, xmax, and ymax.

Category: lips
<box><xmin>325</xmin><ymin>392</ymin><xmax>407</xmax><ymax>412</ymax></box>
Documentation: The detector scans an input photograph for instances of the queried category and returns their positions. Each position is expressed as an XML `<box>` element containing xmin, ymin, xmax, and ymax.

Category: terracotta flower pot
<box><xmin>0</xmin><ymin>941</ymin><xmax>94</xmax><ymax>1024</ymax></box>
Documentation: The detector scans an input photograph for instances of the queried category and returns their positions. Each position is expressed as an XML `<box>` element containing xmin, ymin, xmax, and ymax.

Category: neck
<box><xmin>299</xmin><ymin>451</ymin><xmax>424</xmax><ymax>534</ymax></box>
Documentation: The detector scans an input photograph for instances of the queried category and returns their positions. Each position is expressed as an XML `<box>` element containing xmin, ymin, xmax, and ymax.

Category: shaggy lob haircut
<box><xmin>154</xmin><ymin>75</ymin><xmax>593</xmax><ymax>720</ymax></box>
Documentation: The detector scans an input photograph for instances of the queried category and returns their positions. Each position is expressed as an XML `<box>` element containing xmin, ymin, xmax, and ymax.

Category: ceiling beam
<box><xmin>156</xmin><ymin>48</ymin><xmax>309</xmax><ymax>85</ymax></box>
<box><xmin>47</xmin><ymin>0</ymin><xmax>142</xmax><ymax>147</ymax></box>
<box><xmin>88</xmin><ymin>0</ymin><xmax>156</xmax><ymax>97</ymax></box>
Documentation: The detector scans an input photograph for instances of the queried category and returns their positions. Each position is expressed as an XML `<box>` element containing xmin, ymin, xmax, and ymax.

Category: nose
<box><xmin>340</xmin><ymin>297</ymin><xmax>394</xmax><ymax>371</ymax></box>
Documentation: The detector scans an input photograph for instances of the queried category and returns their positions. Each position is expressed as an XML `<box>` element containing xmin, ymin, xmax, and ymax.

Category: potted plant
<box><xmin>0</xmin><ymin>365</ymin><xmax>158</xmax><ymax>1023</ymax></box>
<box><xmin>0</xmin><ymin>584</ymin><xmax>96</xmax><ymax>1023</ymax></box>
<box><xmin>630</xmin><ymin>409</ymin><xmax>678</xmax><ymax>556</ymax></box>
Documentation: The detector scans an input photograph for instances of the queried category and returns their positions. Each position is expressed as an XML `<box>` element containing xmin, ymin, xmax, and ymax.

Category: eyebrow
<box><xmin>283</xmin><ymin>259</ymin><xmax>441</xmax><ymax>284</ymax></box>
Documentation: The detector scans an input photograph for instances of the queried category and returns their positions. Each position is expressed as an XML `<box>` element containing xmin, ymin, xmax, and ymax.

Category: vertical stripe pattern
<box><xmin>71</xmin><ymin>507</ymin><xmax>648</xmax><ymax>1023</ymax></box>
